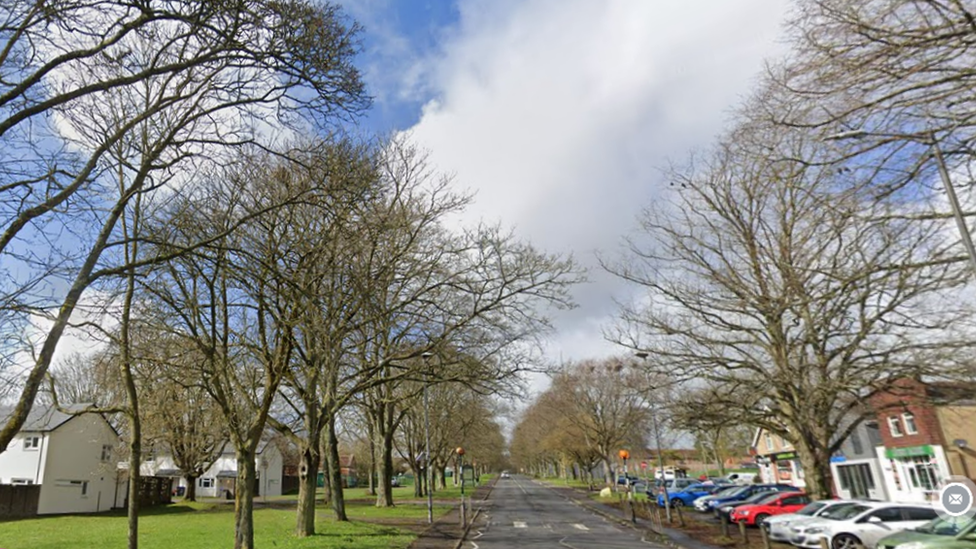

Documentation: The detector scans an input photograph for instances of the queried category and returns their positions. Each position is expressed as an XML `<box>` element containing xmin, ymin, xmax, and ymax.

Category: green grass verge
<box><xmin>0</xmin><ymin>502</ymin><xmax>423</xmax><ymax>549</ymax></box>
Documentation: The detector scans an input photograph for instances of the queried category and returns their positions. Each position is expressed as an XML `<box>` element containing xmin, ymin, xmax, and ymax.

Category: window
<box><xmin>81</xmin><ymin>481</ymin><xmax>88</xmax><ymax>496</ymax></box>
<box><xmin>783</xmin><ymin>495</ymin><xmax>807</xmax><ymax>505</ymax></box>
<box><xmin>902</xmin><ymin>413</ymin><xmax>919</xmax><ymax>435</ymax></box>
<box><xmin>765</xmin><ymin>432</ymin><xmax>774</xmax><ymax>450</ymax></box>
<box><xmin>865</xmin><ymin>421</ymin><xmax>883</xmax><ymax>446</ymax></box>
<box><xmin>55</xmin><ymin>479</ymin><xmax>88</xmax><ymax>496</ymax></box>
<box><xmin>199</xmin><ymin>478</ymin><xmax>214</xmax><ymax>488</ymax></box>
<box><xmin>906</xmin><ymin>456</ymin><xmax>938</xmax><ymax>491</ymax></box>
<box><xmin>779</xmin><ymin>436</ymin><xmax>790</xmax><ymax>448</ymax></box>
<box><xmin>837</xmin><ymin>463</ymin><xmax>875</xmax><ymax>499</ymax></box>
<box><xmin>101</xmin><ymin>445</ymin><xmax>113</xmax><ymax>462</ymax></box>
<box><xmin>888</xmin><ymin>416</ymin><xmax>904</xmax><ymax>437</ymax></box>
<box><xmin>866</xmin><ymin>507</ymin><xmax>902</xmax><ymax>522</ymax></box>
<box><xmin>23</xmin><ymin>436</ymin><xmax>39</xmax><ymax>450</ymax></box>
<box><xmin>849</xmin><ymin>431</ymin><xmax>863</xmax><ymax>455</ymax></box>
<box><xmin>905</xmin><ymin>507</ymin><xmax>937</xmax><ymax>521</ymax></box>
<box><xmin>10</xmin><ymin>479</ymin><xmax>33</xmax><ymax>485</ymax></box>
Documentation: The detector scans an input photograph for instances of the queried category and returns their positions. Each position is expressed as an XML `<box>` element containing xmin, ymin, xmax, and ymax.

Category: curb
<box><xmin>452</xmin><ymin>477</ymin><xmax>497</xmax><ymax>549</ymax></box>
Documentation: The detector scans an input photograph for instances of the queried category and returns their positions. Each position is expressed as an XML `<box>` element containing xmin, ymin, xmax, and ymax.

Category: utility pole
<box><xmin>636</xmin><ymin>351</ymin><xmax>671</xmax><ymax>522</ymax></box>
<box><xmin>422</xmin><ymin>351</ymin><xmax>434</xmax><ymax>524</ymax></box>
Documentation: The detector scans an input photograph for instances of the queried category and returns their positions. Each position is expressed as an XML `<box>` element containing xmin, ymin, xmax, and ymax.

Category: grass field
<box><xmin>0</xmin><ymin>495</ymin><xmax>456</xmax><ymax>549</ymax></box>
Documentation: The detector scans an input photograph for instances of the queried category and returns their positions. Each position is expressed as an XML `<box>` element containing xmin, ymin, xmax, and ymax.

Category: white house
<box><xmin>144</xmin><ymin>439</ymin><xmax>284</xmax><ymax>499</ymax></box>
<box><xmin>0</xmin><ymin>404</ymin><xmax>119</xmax><ymax>514</ymax></box>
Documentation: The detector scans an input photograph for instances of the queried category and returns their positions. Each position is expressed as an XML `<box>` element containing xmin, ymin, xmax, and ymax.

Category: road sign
<box><xmin>640</xmin><ymin>462</ymin><xmax>647</xmax><ymax>469</ymax></box>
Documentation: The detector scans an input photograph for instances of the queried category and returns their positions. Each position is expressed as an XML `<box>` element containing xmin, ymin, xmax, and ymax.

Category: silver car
<box><xmin>764</xmin><ymin>500</ymin><xmax>858</xmax><ymax>542</ymax></box>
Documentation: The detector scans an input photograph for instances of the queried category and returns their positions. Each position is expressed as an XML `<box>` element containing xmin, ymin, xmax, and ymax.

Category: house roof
<box><xmin>0</xmin><ymin>403</ymin><xmax>95</xmax><ymax>433</ymax></box>
<box><xmin>154</xmin><ymin>469</ymin><xmax>182</xmax><ymax>477</ymax></box>
<box><xmin>216</xmin><ymin>470</ymin><xmax>237</xmax><ymax>478</ymax></box>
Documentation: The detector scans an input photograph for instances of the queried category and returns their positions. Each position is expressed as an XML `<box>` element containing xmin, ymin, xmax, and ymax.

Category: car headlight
<box><xmin>806</xmin><ymin>527</ymin><xmax>824</xmax><ymax>535</ymax></box>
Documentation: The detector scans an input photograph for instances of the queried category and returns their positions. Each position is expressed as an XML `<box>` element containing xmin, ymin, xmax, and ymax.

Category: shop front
<box><xmin>765</xmin><ymin>451</ymin><xmax>806</xmax><ymax>488</ymax></box>
<box><xmin>830</xmin><ymin>455</ymin><xmax>887</xmax><ymax>501</ymax></box>
<box><xmin>876</xmin><ymin>444</ymin><xmax>951</xmax><ymax>503</ymax></box>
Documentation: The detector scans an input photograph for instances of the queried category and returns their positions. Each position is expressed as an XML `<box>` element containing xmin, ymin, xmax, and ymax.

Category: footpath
<box><xmin>408</xmin><ymin>479</ymin><xmax>496</xmax><ymax>549</ymax></box>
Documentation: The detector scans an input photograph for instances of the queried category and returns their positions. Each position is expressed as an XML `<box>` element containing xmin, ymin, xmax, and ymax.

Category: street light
<box><xmin>635</xmin><ymin>351</ymin><xmax>672</xmax><ymax>522</ymax></box>
<box><xmin>824</xmin><ymin>129</ymin><xmax>976</xmax><ymax>276</ymax></box>
<box><xmin>421</xmin><ymin>351</ymin><xmax>434</xmax><ymax>524</ymax></box>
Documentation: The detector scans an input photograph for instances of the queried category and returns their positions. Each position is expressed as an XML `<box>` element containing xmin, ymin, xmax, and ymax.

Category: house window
<box><xmin>55</xmin><ymin>479</ymin><xmax>88</xmax><ymax>496</ymax></box>
<box><xmin>905</xmin><ymin>456</ymin><xmax>938</xmax><ymax>491</ymax></box>
<box><xmin>10</xmin><ymin>479</ymin><xmax>33</xmax><ymax>485</ymax></box>
<box><xmin>101</xmin><ymin>445</ymin><xmax>113</xmax><ymax>462</ymax></box>
<box><xmin>902</xmin><ymin>413</ymin><xmax>919</xmax><ymax>435</ymax></box>
<box><xmin>23</xmin><ymin>436</ymin><xmax>40</xmax><ymax>450</ymax></box>
<box><xmin>888</xmin><ymin>416</ymin><xmax>904</xmax><ymax>437</ymax></box>
<box><xmin>199</xmin><ymin>478</ymin><xmax>214</xmax><ymax>488</ymax></box>
<box><xmin>765</xmin><ymin>433</ymin><xmax>774</xmax><ymax>450</ymax></box>
<box><xmin>865</xmin><ymin>421</ymin><xmax>883</xmax><ymax>446</ymax></box>
<box><xmin>850</xmin><ymin>431</ymin><xmax>863</xmax><ymax>455</ymax></box>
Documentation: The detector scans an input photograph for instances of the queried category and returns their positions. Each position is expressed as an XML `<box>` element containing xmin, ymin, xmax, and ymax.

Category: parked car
<box><xmin>695</xmin><ymin>483</ymin><xmax>796</xmax><ymax>512</ymax></box>
<box><xmin>877</xmin><ymin>516</ymin><xmax>976</xmax><ymax>549</ymax></box>
<box><xmin>693</xmin><ymin>486</ymin><xmax>754</xmax><ymax>512</ymax></box>
<box><xmin>716</xmin><ymin>492</ymin><xmax>785</xmax><ymax>521</ymax></box>
<box><xmin>655</xmin><ymin>467</ymin><xmax>689</xmax><ymax>480</ymax></box>
<box><xmin>726</xmin><ymin>472</ymin><xmax>759</xmax><ymax>484</ymax></box>
<box><xmin>729</xmin><ymin>491</ymin><xmax>810</xmax><ymax>527</ymax></box>
<box><xmin>788</xmin><ymin>502</ymin><xmax>938</xmax><ymax>549</ymax></box>
<box><xmin>740</xmin><ymin>462</ymin><xmax>760</xmax><ymax>470</ymax></box>
<box><xmin>708</xmin><ymin>477</ymin><xmax>736</xmax><ymax>486</ymax></box>
<box><xmin>616</xmin><ymin>474</ymin><xmax>639</xmax><ymax>485</ymax></box>
<box><xmin>765</xmin><ymin>500</ymin><xmax>860</xmax><ymax>542</ymax></box>
<box><xmin>656</xmin><ymin>482</ymin><xmax>724</xmax><ymax>507</ymax></box>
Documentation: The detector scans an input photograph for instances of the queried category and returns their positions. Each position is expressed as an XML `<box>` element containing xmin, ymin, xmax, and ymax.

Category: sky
<box><xmin>17</xmin><ymin>0</ymin><xmax>790</xmax><ymax>400</ymax></box>
<box><xmin>339</xmin><ymin>0</ymin><xmax>791</xmax><ymax>393</ymax></box>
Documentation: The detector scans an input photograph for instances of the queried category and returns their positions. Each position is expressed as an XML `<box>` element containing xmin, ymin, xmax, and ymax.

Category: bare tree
<box><xmin>0</xmin><ymin>0</ymin><xmax>368</xmax><ymax>458</ymax></box>
<box><xmin>606</xmin><ymin>116</ymin><xmax>976</xmax><ymax>498</ymax></box>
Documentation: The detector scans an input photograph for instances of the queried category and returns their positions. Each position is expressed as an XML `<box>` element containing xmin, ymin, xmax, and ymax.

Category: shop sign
<box><xmin>772</xmin><ymin>451</ymin><xmax>797</xmax><ymax>461</ymax></box>
<box><xmin>884</xmin><ymin>445</ymin><xmax>934</xmax><ymax>459</ymax></box>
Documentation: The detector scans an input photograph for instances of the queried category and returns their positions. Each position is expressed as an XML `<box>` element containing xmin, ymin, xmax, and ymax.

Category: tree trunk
<box><xmin>375</xmin><ymin>425</ymin><xmax>395</xmax><ymax>507</ymax></box>
<box><xmin>325</xmin><ymin>414</ymin><xmax>347</xmax><ymax>521</ymax></box>
<box><xmin>295</xmin><ymin>443</ymin><xmax>321</xmax><ymax>537</ymax></box>
<box><xmin>126</xmin><ymin>415</ymin><xmax>141</xmax><ymax>549</ymax></box>
<box><xmin>602</xmin><ymin>457</ymin><xmax>613</xmax><ymax>486</ymax></box>
<box><xmin>185</xmin><ymin>475</ymin><xmax>198</xmax><ymax>502</ymax></box>
<box><xmin>411</xmin><ymin>462</ymin><xmax>423</xmax><ymax>498</ymax></box>
<box><xmin>797</xmin><ymin>445</ymin><xmax>834</xmax><ymax>500</ymax></box>
<box><xmin>234</xmin><ymin>452</ymin><xmax>257</xmax><ymax>549</ymax></box>
<box><xmin>438</xmin><ymin>465</ymin><xmax>447</xmax><ymax>490</ymax></box>
<box><xmin>367</xmin><ymin>420</ymin><xmax>376</xmax><ymax>497</ymax></box>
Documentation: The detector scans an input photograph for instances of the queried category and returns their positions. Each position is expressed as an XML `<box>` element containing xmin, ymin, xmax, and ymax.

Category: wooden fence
<box><xmin>0</xmin><ymin>484</ymin><xmax>40</xmax><ymax>518</ymax></box>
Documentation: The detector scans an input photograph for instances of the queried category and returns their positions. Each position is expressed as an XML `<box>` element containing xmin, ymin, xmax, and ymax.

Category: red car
<box><xmin>729</xmin><ymin>491</ymin><xmax>810</xmax><ymax>527</ymax></box>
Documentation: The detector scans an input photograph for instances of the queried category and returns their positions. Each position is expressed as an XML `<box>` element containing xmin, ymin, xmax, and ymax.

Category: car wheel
<box><xmin>672</xmin><ymin>499</ymin><xmax>684</xmax><ymax>508</ymax></box>
<box><xmin>754</xmin><ymin>514</ymin><xmax>769</xmax><ymax>527</ymax></box>
<box><xmin>832</xmin><ymin>534</ymin><xmax>862</xmax><ymax>549</ymax></box>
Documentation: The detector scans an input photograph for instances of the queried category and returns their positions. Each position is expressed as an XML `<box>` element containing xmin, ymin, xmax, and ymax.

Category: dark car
<box><xmin>700</xmin><ymin>484</ymin><xmax>797</xmax><ymax>513</ymax></box>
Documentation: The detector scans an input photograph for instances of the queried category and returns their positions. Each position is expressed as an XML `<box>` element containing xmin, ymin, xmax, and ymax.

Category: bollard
<box><xmin>720</xmin><ymin>514</ymin><xmax>729</xmax><ymax>538</ymax></box>
<box><xmin>739</xmin><ymin>520</ymin><xmax>748</xmax><ymax>543</ymax></box>
<box><xmin>761</xmin><ymin>525</ymin><xmax>771</xmax><ymax>549</ymax></box>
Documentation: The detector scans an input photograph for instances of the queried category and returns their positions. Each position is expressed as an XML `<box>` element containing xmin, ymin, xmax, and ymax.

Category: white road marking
<box><xmin>573</xmin><ymin>523</ymin><xmax>589</xmax><ymax>530</ymax></box>
<box><xmin>514</xmin><ymin>521</ymin><xmax>527</xmax><ymax>528</ymax></box>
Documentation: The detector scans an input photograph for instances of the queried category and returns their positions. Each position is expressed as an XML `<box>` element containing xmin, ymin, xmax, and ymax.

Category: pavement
<box><xmin>454</xmin><ymin>476</ymin><xmax>668</xmax><ymax>549</ymax></box>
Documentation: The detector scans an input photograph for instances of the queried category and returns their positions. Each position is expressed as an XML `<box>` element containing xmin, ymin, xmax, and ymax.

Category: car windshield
<box><xmin>723</xmin><ymin>487</ymin><xmax>749</xmax><ymax>497</ymax></box>
<box><xmin>913</xmin><ymin>516</ymin><xmax>975</xmax><ymax>536</ymax></box>
<box><xmin>797</xmin><ymin>502</ymin><xmax>827</xmax><ymax>516</ymax></box>
<box><xmin>821</xmin><ymin>504</ymin><xmax>870</xmax><ymax>520</ymax></box>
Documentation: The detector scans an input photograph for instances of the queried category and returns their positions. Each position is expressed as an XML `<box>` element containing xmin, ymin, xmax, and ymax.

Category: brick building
<box><xmin>868</xmin><ymin>378</ymin><xmax>976</xmax><ymax>503</ymax></box>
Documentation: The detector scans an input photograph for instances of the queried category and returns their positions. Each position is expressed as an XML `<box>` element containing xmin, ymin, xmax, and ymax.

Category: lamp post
<box><xmin>421</xmin><ymin>351</ymin><xmax>434</xmax><ymax>524</ymax></box>
<box><xmin>456</xmin><ymin>447</ymin><xmax>466</xmax><ymax>528</ymax></box>
<box><xmin>825</xmin><ymin>129</ymin><xmax>976</xmax><ymax>276</ymax></box>
<box><xmin>635</xmin><ymin>351</ymin><xmax>671</xmax><ymax>522</ymax></box>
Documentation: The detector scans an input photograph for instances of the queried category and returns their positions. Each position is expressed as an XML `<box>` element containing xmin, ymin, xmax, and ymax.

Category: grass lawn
<box><xmin>0</xmin><ymin>501</ymin><xmax>436</xmax><ymax>549</ymax></box>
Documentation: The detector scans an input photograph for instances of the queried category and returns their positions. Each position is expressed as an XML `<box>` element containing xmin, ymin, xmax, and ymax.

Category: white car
<box><xmin>789</xmin><ymin>502</ymin><xmax>938</xmax><ymax>549</ymax></box>
<box><xmin>765</xmin><ymin>500</ymin><xmax>859</xmax><ymax>542</ymax></box>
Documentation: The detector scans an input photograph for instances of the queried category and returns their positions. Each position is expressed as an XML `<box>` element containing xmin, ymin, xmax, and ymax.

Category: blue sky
<box><xmin>339</xmin><ymin>0</ymin><xmax>791</xmax><ymax>392</ymax></box>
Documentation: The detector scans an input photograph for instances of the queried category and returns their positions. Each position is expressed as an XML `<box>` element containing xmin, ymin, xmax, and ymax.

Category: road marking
<box><xmin>573</xmin><ymin>523</ymin><xmax>589</xmax><ymax>530</ymax></box>
<box><xmin>512</xmin><ymin>477</ymin><xmax>529</xmax><ymax>495</ymax></box>
<box><xmin>514</xmin><ymin>521</ymin><xmax>527</xmax><ymax>528</ymax></box>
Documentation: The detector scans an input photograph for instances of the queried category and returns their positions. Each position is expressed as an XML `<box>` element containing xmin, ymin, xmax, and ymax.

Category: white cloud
<box><xmin>402</xmin><ymin>0</ymin><xmax>789</xmax><ymax>392</ymax></box>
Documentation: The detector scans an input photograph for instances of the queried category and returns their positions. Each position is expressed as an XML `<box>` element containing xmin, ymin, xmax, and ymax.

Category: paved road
<box><xmin>468</xmin><ymin>476</ymin><xmax>663</xmax><ymax>549</ymax></box>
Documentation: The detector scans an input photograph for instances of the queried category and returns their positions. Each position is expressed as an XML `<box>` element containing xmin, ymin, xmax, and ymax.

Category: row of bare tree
<box><xmin>0</xmin><ymin>1</ymin><xmax>580</xmax><ymax>549</ymax></box>
<box><xmin>604</xmin><ymin>0</ymin><xmax>976</xmax><ymax>500</ymax></box>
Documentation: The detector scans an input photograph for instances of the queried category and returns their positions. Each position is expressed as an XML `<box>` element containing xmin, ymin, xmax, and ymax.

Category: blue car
<box><xmin>656</xmin><ymin>482</ymin><xmax>724</xmax><ymax>507</ymax></box>
<box><xmin>695</xmin><ymin>484</ymin><xmax>796</xmax><ymax>512</ymax></box>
